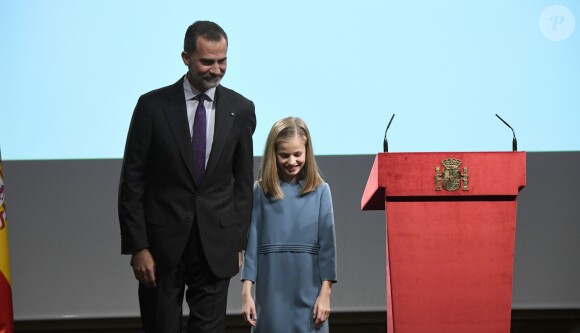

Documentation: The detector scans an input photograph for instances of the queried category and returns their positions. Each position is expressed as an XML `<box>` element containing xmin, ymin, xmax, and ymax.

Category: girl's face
<box><xmin>276</xmin><ymin>136</ymin><xmax>306</xmax><ymax>183</ymax></box>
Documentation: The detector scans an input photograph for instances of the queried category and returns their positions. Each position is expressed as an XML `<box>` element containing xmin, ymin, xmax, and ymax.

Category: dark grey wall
<box><xmin>3</xmin><ymin>152</ymin><xmax>579</xmax><ymax>319</ymax></box>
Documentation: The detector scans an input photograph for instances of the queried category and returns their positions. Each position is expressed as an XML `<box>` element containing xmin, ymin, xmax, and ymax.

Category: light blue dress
<box><xmin>242</xmin><ymin>181</ymin><xmax>337</xmax><ymax>333</ymax></box>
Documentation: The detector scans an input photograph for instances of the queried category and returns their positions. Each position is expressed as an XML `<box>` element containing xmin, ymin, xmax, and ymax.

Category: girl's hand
<box><xmin>242</xmin><ymin>295</ymin><xmax>257</xmax><ymax>326</ymax></box>
<box><xmin>242</xmin><ymin>280</ymin><xmax>257</xmax><ymax>326</ymax></box>
<box><xmin>313</xmin><ymin>281</ymin><xmax>332</xmax><ymax>327</ymax></box>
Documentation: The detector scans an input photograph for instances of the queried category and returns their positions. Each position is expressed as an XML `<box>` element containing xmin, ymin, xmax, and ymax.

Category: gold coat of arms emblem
<box><xmin>435</xmin><ymin>158</ymin><xmax>469</xmax><ymax>191</ymax></box>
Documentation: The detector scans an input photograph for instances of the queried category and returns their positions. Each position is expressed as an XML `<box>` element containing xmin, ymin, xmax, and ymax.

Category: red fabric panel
<box><xmin>385</xmin><ymin>200</ymin><xmax>516</xmax><ymax>333</ymax></box>
<box><xmin>380</xmin><ymin>152</ymin><xmax>526</xmax><ymax>197</ymax></box>
<box><xmin>0</xmin><ymin>272</ymin><xmax>14</xmax><ymax>333</ymax></box>
<box><xmin>386</xmin><ymin>233</ymin><xmax>394</xmax><ymax>332</ymax></box>
<box><xmin>361</xmin><ymin>155</ymin><xmax>385</xmax><ymax>210</ymax></box>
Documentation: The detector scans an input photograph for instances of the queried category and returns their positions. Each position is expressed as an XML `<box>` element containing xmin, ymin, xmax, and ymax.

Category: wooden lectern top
<box><xmin>361</xmin><ymin>152</ymin><xmax>526</xmax><ymax>210</ymax></box>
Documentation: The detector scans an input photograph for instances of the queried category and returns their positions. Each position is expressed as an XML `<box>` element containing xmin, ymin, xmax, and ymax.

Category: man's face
<box><xmin>182</xmin><ymin>36</ymin><xmax>227</xmax><ymax>92</ymax></box>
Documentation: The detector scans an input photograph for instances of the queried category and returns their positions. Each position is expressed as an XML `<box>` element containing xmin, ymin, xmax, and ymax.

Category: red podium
<box><xmin>361</xmin><ymin>152</ymin><xmax>526</xmax><ymax>333</ymax></box>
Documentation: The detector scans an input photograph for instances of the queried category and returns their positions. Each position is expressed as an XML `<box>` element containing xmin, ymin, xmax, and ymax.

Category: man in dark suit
<box><xmin>118</xmin><ymin>21</ymin><xmax>256</xmax><ymax>333</ymax></box>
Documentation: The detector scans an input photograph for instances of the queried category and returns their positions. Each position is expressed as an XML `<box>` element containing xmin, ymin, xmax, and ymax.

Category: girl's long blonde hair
<box><xmin>257</xmin><ymin>117</ymin><xmax>323</xmax><ymax>199</ymax></box>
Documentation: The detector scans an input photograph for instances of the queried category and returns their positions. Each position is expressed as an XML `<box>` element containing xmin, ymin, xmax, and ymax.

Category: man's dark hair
<box><xmin>184</xmin><ymin>21</ymin><xmax>228</xmax><ymax>54</ymax></box>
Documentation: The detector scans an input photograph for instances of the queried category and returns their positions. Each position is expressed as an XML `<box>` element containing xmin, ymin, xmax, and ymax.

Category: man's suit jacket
<box><xmin>118</xmin><ymin>76</ymin><xmax>256</xmax><ymax>279</ymax></box>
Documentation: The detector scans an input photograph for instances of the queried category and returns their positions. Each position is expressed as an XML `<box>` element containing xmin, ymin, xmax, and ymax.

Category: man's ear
<box><xmin>181</xmin><ymin>51</ymin><xmax>190</xmax><ymax>66</ymax></box>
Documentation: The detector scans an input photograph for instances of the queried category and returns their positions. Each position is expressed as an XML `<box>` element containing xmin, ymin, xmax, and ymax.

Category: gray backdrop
<box><xmin>3</xmin><ymin>152</ymin><xmax>579</xmax><ymax>320</ymax></box>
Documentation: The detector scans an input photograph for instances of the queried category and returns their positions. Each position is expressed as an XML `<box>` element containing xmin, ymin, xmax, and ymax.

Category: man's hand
<box><xmin>130</xmin><ymin>249</ymin><xmax>156</xmax><ymax>288</ymax></box>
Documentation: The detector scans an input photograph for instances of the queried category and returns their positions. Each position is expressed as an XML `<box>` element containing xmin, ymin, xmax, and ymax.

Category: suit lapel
<box><xmin>206</xmin><ymin>85</ymin><xmax>235</xmax><ymax>175</ymax></box>
<box><xmin>162</xmin><ymin>77</ymin><xmax>197</xmax><ymax>186</ymax></box>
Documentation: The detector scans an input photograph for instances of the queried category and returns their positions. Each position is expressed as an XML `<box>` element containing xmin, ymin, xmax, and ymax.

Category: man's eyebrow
<box><xmin>200</xmin><ymin>56</ymin><xmax>227</xmax><ymax>62</ymax></box>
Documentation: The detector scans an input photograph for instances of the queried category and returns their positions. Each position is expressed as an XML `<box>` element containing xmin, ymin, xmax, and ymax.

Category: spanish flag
<box><xmin>0</xmin><ymin>150</ymin><xmax>14</xmax><ymax>333</ymax></box>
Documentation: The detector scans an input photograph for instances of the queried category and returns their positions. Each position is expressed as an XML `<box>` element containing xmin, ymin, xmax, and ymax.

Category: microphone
<box><xmin>495</xmin><ymin>114</ymin><xmax>518</xmax><ymax>151</ymax></box>
<box><xmin>383</xmin><ymin>114</ymin><xmax>395</xmax><ymax>152</ymax></box>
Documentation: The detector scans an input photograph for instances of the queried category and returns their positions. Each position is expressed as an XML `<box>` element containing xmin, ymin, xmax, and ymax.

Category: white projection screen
<box><xmin>1</xmin><ymin>0</ymin><xmax>579</xmax><ymax>160</ymax></box>
<box><xmin>1</xmin><ymin>0</ymin><xmax>579</xmax><ymax>320</ymax></box>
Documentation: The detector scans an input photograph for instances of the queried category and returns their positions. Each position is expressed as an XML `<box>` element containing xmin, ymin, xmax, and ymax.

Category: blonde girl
<box><xmin>241</xmin><ymin>117</ymin><xmax>337</xmax><ymax>333</ymax></box>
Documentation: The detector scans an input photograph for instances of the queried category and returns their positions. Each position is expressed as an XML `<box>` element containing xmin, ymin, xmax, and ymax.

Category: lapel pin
<box><xmin>230</xmin><ymin>112</ymin><xmax>235</xmax><ymax>116</ymax></box>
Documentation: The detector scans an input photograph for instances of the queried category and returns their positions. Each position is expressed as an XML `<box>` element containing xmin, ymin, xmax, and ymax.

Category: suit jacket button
<box><xmin>186</xmin><ymin>217</ymin><xmax>193</xmax><ymax>223</ymax></box>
